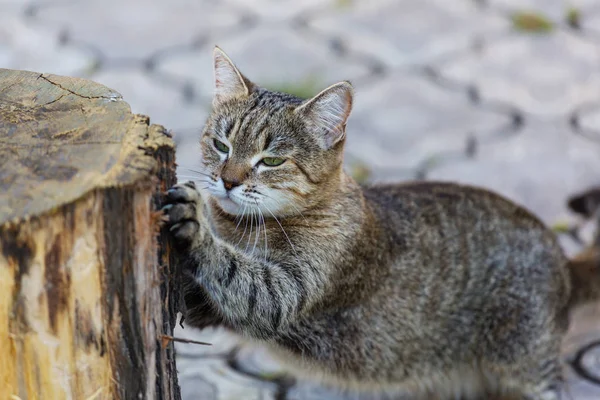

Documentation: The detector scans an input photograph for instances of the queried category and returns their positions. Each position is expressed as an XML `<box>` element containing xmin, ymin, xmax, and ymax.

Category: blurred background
<box><xmin>2</xmin><ymin>0</ymin><xmax>600</xmax><ymax>398</ymax></box>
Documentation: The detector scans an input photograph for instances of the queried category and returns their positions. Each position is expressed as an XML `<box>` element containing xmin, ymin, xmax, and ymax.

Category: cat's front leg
<box><xmin>162</xmin><ymin>182</ymin><xmax>319</xmax><ymax>340</ymax></box>
<box><xmin>162</xmin><ymin>181</ymin><xmax>224</xmax><ymax>328</ymax></box>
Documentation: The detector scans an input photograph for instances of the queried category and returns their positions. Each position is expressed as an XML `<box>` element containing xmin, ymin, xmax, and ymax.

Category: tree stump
<box><xmin>0</xmin><ymin>69</ymin><xmax>181</xmax><ymax>400</ymax></box>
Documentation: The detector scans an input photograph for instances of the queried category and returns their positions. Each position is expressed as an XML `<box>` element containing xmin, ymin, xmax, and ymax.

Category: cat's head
<box><xmin>198</xmin><ymin>46</ymin><xmax>354</xmax><ymax>217</ymax></box>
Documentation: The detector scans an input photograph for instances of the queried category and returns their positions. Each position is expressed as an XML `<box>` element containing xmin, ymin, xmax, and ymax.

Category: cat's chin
<box><xmin>213</xmin><ymin>197</ymin><xmax>243</xmax><ymax>216</ymax></box>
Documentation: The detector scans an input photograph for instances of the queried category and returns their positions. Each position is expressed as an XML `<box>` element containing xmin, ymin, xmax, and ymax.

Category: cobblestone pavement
<box><xmin>3</xmin><ymin>0</ymin><xmax>600</xmax><ymax>398</ymax></box>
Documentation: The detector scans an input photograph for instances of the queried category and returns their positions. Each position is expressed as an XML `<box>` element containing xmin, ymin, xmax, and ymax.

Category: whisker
<box><xmin>177</xmin><ymin>174</ymin><xmax>216</xmax><ymax>182</ymax></box>
<box><xmin>257</xmin><ymin>191</ymin><xmax>308</xmax><ymax>224</ymax></box>
<box><xmin>234</xmin><ymin>209</ymin><xmax>245</xmax><ymax>232</ymax></box>
<box><xmin>177</xmin><ymin>166</ymin><xmax>214</xmax><ymax>179</ymax></box>
<box><xmin>176</xmin><ymin>177</ymin><xmax>215</xmax><ymax>184</ymax></box>
<box><xmin>263</xmin><ymin>203</ymin><xmax>297</xmax><ymax>256</ymax></box>
<box><xmin>255</xmin><ymin>201</ymin><xmax>268</xmax><ymax>262</ymax></box>
<box><xmin>245</xmin><ymin>208</ymin><xmax>255</xmax><ymax>253</ymax></box>
<box><xmin>251</xmin><ymin>209</ymin><xmax>261</xmax><ymax>257</ymax></box>
<box><xmin>236</xmin><ymin>203</ymin><xmax>250</xmax><ymax>248</ymax></box>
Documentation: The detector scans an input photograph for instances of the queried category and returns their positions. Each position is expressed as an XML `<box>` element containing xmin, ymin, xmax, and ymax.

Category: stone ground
<box><xmin>3</xmin><ymin>0</ymin><xmax>600</xmax><ymax>398</ymax></box>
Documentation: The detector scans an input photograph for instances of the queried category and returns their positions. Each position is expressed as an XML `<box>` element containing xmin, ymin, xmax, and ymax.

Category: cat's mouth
<box><xmin>213</xmin><ymin>192</ymin><xmax>247</xmax><ymax>215</ymax></box>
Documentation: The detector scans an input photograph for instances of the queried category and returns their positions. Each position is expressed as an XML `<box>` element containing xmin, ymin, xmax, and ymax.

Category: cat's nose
<box><xmin>223</xmin><ymin>178</ymin><xmax>242</xmax><ymax>191</ymax></box>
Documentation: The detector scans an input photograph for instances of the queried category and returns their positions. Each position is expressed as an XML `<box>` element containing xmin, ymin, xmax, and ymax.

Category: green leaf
<box><xmin>566</xmin><ymin>7</ymin><xmax>581</xmax><ymax>29</ymax></box>
<box><xmin>511</xmin><ymin>11</ymin><xmax>554</xmax><ymax>33</ymax></box>
<box><xmin>266</xmin><ymin>75</ymin><xmax>322</xmax><ymax>99</ymax></box>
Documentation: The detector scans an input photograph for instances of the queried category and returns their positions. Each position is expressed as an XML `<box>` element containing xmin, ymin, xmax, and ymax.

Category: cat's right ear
<box><xmin>213</xmin><ymin>46</ymin><xmax>254</xmax><ymax>106</ymax></box>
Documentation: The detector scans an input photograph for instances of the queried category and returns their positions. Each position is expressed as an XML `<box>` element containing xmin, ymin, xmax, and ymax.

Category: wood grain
<box><xmin>0</xmin><ymin>69</ymin><xmax>181</xmax><ymax>399</ymax></box>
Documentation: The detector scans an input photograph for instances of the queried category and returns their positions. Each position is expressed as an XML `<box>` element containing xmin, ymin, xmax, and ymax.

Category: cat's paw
<box><xmin>162</xmin><ymin>181</ymin><xmax>206</xmax><ymax>249</ymax></box>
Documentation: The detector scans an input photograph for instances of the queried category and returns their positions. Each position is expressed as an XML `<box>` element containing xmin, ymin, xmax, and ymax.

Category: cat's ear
<box><xmin>295</xmin><ymin>81</ymin><xmax>353</xmax><ymax>149</ymax></box>
<box><xmin>213</xmin><ymin>46</ymin><xmax>254</xmax><ymax>106</ymax></box>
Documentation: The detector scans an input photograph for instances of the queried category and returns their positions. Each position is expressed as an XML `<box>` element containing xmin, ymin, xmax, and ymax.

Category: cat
<box><xmin>162</xmin><ymin>46</ymin><xmax>600</xmax><ymax>400</ymax></box>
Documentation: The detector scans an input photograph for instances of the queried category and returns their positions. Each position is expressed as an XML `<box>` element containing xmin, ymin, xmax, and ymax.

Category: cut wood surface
<box><xmin>0</xmin><ymin>69</ymin><xmax>181</xmax><ymax>400</ymax></box>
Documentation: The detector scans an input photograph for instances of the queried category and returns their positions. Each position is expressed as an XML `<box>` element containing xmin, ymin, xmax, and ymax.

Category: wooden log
<box><xmin>0</xmin><ymin>69</ymin><xmax>181</xmax><ymax>400</ymax></box>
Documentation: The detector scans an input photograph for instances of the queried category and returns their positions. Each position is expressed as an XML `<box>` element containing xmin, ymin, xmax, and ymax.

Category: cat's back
<box><xmin>362</xmin><ymin>180</ymin><xmax>554</xmax><ymax>243</ymax></box>
<box><xmin>360</xmin><ymin>180</ymin><xmax>569</xmax><ymax>311</ymax></box>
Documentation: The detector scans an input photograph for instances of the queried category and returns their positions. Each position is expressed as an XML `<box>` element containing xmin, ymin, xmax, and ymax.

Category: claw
<box><xmin>169</xmin><ymin>223</ymin><xmax>182</xmax><ymax>232</ymax></box>
<box><xmin>162</xmin><ymin>204</ymin><xmax>173</xmax><ymax>212</ymax></box>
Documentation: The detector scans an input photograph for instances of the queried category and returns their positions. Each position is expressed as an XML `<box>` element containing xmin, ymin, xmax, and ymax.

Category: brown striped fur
<box><xmin>163</xmin><ymin>47</ymin><xmax>600</xmax><ymax>400</ymax></box>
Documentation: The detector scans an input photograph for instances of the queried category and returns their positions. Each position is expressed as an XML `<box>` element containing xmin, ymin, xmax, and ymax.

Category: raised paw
<box><xmin>162</xmin><ymin>181</ymin><xmax>205</xmax><ymax>248</ymax></box>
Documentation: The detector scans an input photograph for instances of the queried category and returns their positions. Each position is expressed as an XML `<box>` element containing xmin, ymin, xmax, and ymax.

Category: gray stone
<box><xmin>558</xmin><ymin>233</ymin><xmax>585</xmax><ymax>258</ymax></box>
<box><xmin>580</xmin><ymin>8</ymin><xmax>600</xmax><ymax>34</ymax></box>
<box><xmin>174</xmin><ymin>324</ymin><xmax>242</xmax><ymax>358</ymax></box>
<box><xmin>427</xmin><ymin>119</ymin><xmax>600</xmax><ymax>224</ymax></box>
<box><xmin>0</xmin><ymin>0</ymin><xmax>28</xmax><ymax>10</ymax></box>
<box><xmin>286</xmin><ymin>383</ymin><xmax>363</xmax><ymax>400</ymax></box>
<box><xmin>562</xmin><ymin>303</ymin><xmax>600</xmax><ymax>400</ymax></box>
<box><xmin>577</xmin><ymin>105</ymin><xmax>600</xmax><ymax>143</ymax></box>
<box><xmin>232</xmin><ymin>344</ymin><xmax>287</xmax><ymax>380</ymax></box>
<box><xmin>308</xmin><ymin>0</ymin><xmax>507</xmax><ymax>68</ymax></box>
<box><xmin>438</xmin><ymin>31</ymin><xmax>600</xmax><ymax>116</ymax></box>
<box><xmin>344</xmin><ymin>71</ymin><xmax>510</xmax><ymax>171</ymax></box>
<box><xmin>226</xmin><ymin>0</ymin><xmax>325</xmax><ymax>21</ymax></box>
<box><xmin>174</xmin><ymin>127</ymin><xmax>207</xmax><ymax>183</ymax></box>
<box><xmin>34</xmin><ymin>0</ymin><xmax>244</xmax><ymax>61</ymax></box>
<box><xmin>287</xmin><ymin>381</ymin><xmax>404</xmax><ymax>400</ymax></box>
<box><xmin>155</xmin><ymin>27</ymin><xmax>372</xmax><ymax>104</ymax></box>
<box><xmin>89</xmin><ymin>68</ymin><xmax>207</xmax><ymax>133</ymax></box>
<box><xmin>177</xmin><ymin>358</ymin><xmax>277</xmax><ymax>400</ymax></box>
<box><xmin>578</xmin><ymin>217</ymin><xmax>599</xmax><ymax>246</ymax></box>
<box><xmin>0</xmin><ymin>12</ymin><xmax>96</xmax><ymax>76</ymax></box>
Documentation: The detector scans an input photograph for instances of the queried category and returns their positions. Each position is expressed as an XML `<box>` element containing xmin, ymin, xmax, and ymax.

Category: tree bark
<box><xmin>0</xmin><ymin>69</ymin><xmax>181</xmax><ymax>400</ymax></box>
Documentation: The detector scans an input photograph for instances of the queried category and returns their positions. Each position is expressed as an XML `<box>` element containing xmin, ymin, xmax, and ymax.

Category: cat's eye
<box><xmin>261</xmin><ymin>157</ymin><xmax>286</xmax><ymax>167</ymax></box>
<box><xmin>213</xmin><ymin>138</ymin><xmax>229</xmax><ymax>153</ymax></box>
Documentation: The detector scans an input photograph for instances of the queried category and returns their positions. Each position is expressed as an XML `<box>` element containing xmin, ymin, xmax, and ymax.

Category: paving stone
<box><xmin>438</xmin><ymin>30</ymin><xmax>600</xmax><ymax>116</ymax></box>
<box><xmin>580</xmin><ymin>8</ymin><xmax>600</xmax><ymax>35</ymax></box>
<box><xmin>33</xmin><ymin>0</ymin><xmax>244</xmax><ymax>61</ymax></box>
<box><xmin>579</xmin><ymin>217</ymin><xmax>599</xmax><ymax>245</ymax></box>
<box><xmin>0</xmin><ymin>0</ymin><xmax>29</xmax><ymax>11</ymax></box>
<box><xmin>89</xmin><ymin>68</ymin><xmax>207</xmax><ymax>135</ymax></box>
<box><xmin>155</xmin><ymin>27</ymin><xmax>372</xmax><ymax>104</ymax></box>
<box><xmin>562</xmin><ymin>302</ymin><xmax>600</xmax><ymax>400</ymax></box>
<box><xmin>563</xmin><ymin>364</ymin><xmax>600</xmax><ymax>397</ymax></box>
<box><xmin>232</xmin><ymin>344</ymin><xmax>288</xmax><ymax>380</ymax></box>
<box><xmin>0</xmin><ymin>12</ymin><xmax>96</xmax><ymax>76</ymax></box>
<box><xmin>286</xmin><ymin>383</ymin><xmax>364</xmax><ymax>400</ymax></box>
<box><xmin>577</xmin><ymin>105</ymin><xmax>600</xmax><ymax>143</ymax></box>
<box><xmin>174</xmin><ymin>127</ymin><xmax>206</xmax><ymax>183</ymax></box>
<box><xmin>427</xmin><ymin>119</ymin><xmax>600</xmax><ymax>224</ymax></box>
<box><xmin>177</xmin><ymin>358</ymin><xmax>277</xmax><ymax>400</ymax></box>
<box><xmin>308</xmin><ymin>0</ymin><xmax>508</xmax><ymax>68</ymax></box>
<box><xmin>174</xmin><ymin>324</ymin><xmax>242</xmax><ymax>358</ymax></box>
<box><xmin>226</xmin><ymin>0</ymin><xmax>324</xmax><ymax>21</ymax></box>
<box><xmin>558</xmin><ymin>233</ymin><xmax>585</xmax><ymax>258</ymax></box>
<box><xmin>344</xmin><ymin>71</ymin><xmax>510</xmax><ymax>171</ymax></box>
<box><xmin>287</xmin><ymin>381</ymin><xmax>406</xmax><ymax>400</ymax></box>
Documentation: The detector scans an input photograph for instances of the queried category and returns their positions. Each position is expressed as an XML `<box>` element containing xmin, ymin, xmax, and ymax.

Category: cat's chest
<box><xmin>212</xmin><ymin>217</ymin><xmax>270</xmax><ymax>258</ymax></box>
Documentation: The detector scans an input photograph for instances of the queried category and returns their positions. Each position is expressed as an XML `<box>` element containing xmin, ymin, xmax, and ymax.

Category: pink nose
<box><xmin>223</xmin><ymin>179</ymin><xmax>241</xmax><ymax>191</ymax></box>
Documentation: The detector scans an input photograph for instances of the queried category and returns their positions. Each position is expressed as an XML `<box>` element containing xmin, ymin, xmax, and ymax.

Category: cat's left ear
<box><xmin>295</xmin><ymin>81</ymin><xmax>353</xmax><ymax>149</ymax></box>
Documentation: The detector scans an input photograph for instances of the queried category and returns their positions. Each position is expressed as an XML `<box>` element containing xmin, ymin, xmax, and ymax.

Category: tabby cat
<box><xmin>162</xmin><ymin>47</ymin><xmax>600</xmax><ymax>400</ymax></box>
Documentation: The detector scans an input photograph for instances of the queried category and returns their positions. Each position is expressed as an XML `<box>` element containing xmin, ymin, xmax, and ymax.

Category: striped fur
<box><xmin>162</xmin><ymin>47</ymin><xmax>594</xmax><ymax>400</ymax></box>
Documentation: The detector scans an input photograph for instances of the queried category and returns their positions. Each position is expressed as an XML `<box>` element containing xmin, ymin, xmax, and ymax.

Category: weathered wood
<box><xmin>0</xmin><ymin>69</ymin><xmax>181</xmax><ymax>400</ymax></box>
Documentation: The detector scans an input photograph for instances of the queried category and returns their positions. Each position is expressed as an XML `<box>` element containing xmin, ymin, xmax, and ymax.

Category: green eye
<box><xmin>213</xmin><ymin>138</ymin><xmax>229</xmax><ymax>153</ymax></box>
<box><xmin>262</xmin><ymin>157</ymin><xmax>286</xmax><ymax>167</ymax></box>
